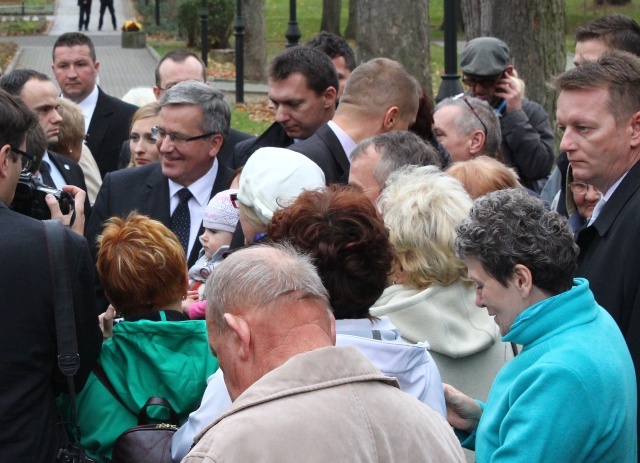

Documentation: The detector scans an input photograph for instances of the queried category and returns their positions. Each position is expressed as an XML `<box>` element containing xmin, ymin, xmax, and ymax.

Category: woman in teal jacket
<box><xmin>58</xmin><ymin>214</ymin><xmax>218</xmax><ymax>462</ymax></box>
<box><xmin>445</xmin><ymin>189</ymin><xmax>636</xmax><ymax>462</ymax></box>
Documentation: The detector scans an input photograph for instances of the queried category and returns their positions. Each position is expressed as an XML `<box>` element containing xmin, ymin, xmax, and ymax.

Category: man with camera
<box><xmin>0</xmin><ymin>88</ymin><xmax>101</xmax><ymax>462</ymax></box>
<box><xmin>459</xmin><ymin>37</ymin><xmax>555</xmax><ymax>192</ymax></box>
<box><xmin>0</xmin><ymin>69</ymin><xmax>91</xmax><ymax>221</ymax></box>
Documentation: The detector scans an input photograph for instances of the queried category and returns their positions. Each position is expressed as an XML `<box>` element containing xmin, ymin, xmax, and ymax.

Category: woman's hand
<box><xmin>99</xmin><ymin>305</ymin><xmax>116</xmax><ymax>341</ymax></box>
<box><xmin>182</xmin><ymin>290</ymin><xmax>199</xmax><ymax>316</ymax></box>
<box><xmin>444</xmin><ymin>383</ymin><xmax>483</xmax><ymax>432</ymax></box>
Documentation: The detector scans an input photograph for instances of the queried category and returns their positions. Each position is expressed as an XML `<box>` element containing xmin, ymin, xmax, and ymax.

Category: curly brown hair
<box><xmin>268</xmin><ymin>185</ymin><xmax>394</xmax><ymax>320</ymax></box>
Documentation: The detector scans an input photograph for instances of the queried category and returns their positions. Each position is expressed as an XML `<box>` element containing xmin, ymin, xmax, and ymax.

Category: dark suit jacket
<box><xmin>289</xmin><ymin>123</ymin><xmax>349</xmax><ymax>185</ymax></box>
<box><xmin>576</xmin><ymin>160</ymin><xmax>640</xmax><ymax>435</ymax></box>
<box><xmin>0</xmin><ymin>204</ymin><xmax>101</xmax><ymax>462</ymax></box>
<box><xmin>85</xmin><ymin>161</ymin><xmax>233</xmax><ymax>309</ymax></box>
<box><xmin>48</xmin><ymin>150</ymin><xmax>92</xmax><ymax>219</ymax></box>
<box><xmin>86</xmin><ymin>87</ymin><xmax>137</xmax><ymax>179</ymax></box>
<box><xmin>225</xmin><ymin>122</ymin><xmax>293</xmax><ymax>170</ymax></box>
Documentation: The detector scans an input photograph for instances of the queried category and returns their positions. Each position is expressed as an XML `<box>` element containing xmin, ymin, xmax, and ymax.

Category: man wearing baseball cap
<box><xmin>460</xmin><ymin>37</ymin><xmax>555</xmax><ymax>192</ymax></box>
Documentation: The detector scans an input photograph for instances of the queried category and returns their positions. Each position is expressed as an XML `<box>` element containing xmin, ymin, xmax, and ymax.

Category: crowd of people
<box><xmin>1</xmin><ymin>14</ymin><xmax>640</xmax><ymax>463</ymax></box>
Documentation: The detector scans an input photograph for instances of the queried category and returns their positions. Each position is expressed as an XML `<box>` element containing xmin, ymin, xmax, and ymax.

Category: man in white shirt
<box><xmin>52</xmin><ymin>32</ymin><xmax>137</xmax><ymax>179</ymax></box>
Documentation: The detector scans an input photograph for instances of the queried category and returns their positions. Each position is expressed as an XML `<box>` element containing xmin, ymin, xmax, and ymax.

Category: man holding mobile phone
<box><xmin>459</xmin><ymin>37</ymin><xmax>555</xmax><ymax>193</ymax></box>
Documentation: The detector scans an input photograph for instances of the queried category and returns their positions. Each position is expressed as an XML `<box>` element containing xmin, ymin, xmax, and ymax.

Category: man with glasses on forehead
<box><xmin>0</xmin><ymin>88</ymin><xmax>101</xmax><ymax>462</ymax></box>
<box><xmin>86</xmin><ymin>80</ymin><xmax>233</xmax><ymax>311</ymax></box>
<box><xmin>433</xmin><ymin>94</ymin><xmax>502</xmax><ymax>163</ymax></box>
<box><xmin>459</xmin><ymin>37</ymin><xmax>554</xmax><ymax>192</ymax></box>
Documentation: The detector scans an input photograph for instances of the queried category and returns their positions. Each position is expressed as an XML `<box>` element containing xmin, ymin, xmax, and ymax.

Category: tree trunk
<box><xmin>460</xmin><ymin>0</ymin><xmax>565</xmax><ymax>127</ymax></box>
<box><xmin>345</xmin><ymin>0</ymin><xmax>357</xmax><ymax>40</ymax></box>
<box><xmin>243</xmin><ymin>0</ymin><xmax>266</xmax><ymax>81</ymax></box>
<box><xmin>357</xmin><ymin>0</ymin><xmax>431</xmax><ymax>96</ymax></box>
<box><xmin>321</xmin><ymin>0</ymin><xmax>342</xmax><ymax>34</ymax></box>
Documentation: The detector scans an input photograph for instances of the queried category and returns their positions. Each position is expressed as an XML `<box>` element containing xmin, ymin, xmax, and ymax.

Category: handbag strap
<box><xmin>138</xmin><ymin>397</ymin><xmax>179</xmax><ymax>426</ymax></box>
<box><xmin>43</xmin><ymin>220</ymin><xmax>82</xmax><ymax>441</ymax></box>
<box><xmin>94</xmin><ymin>363</ymin><xmax>179</xmax><ymax>427</ymax></box>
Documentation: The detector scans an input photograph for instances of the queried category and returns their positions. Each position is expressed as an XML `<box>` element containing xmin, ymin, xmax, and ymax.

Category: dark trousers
<box><xmin>78</xmin><ymin>0</ymin><xmax>91</xmax><ymax>30</ymax></box>
<box><xmin>98</xmin><ymin>0</ymin><xmax>116</xmax><ymax>30</ymax></box>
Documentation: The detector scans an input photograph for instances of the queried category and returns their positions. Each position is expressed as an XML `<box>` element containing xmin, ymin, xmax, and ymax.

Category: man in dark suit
<box><xmin>556</xmin><ymin>51</ymin><xmax>640</xmax><ymax>441</ymax></box>
<box><xmin>0</xmin><ymin>89</ymin><xmax>101</xmax><ymax>463</ymax></box>
<box><xmin>86</xmin><ymin>81</ymin><xmax>233</xmax><ymax>310</ymax></box>
<box><xmin>290</xmin><ymin>58</ymin><xmax>421</xmax><ymax>185</ymax></box>
<box><xmin>52</xmin><ymin>32</ymin><xmax>137</xmax><ymax>179</ymax></box>
<box><xmin>0</xmin><ymin>69</ymin><xmax>91</xmax><ymax>216</ymax></box>
<box><xmin>228</xmin><ymin>46</ymin><xmax>338</xmax><ymax>169</ymax></box>
<box><xmin>118</xmin><ymin>49</ymin><xmax>251</xmax><ymax>170</ymax></box>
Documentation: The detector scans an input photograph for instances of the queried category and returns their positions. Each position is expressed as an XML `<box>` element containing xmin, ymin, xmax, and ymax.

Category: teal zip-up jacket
<box><xmin>57</xmin><ymin>311</ymin><xmax>218</xmax><ymax>462</ymax></box>
<box><xmin>461</xmin><ymin>279</ymin><xmax>636</xmax><ymax>462</ymax></box>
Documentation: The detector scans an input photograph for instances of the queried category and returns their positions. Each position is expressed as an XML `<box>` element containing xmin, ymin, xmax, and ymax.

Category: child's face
<box><xmin>200</xmin><ymin>228</ymin><xmax>233</xmax><ymax>259</ymax></box>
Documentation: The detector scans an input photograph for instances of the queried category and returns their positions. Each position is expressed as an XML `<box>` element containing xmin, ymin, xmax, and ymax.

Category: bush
<box><xmin>178</xmin><ymin>0</ymin><xmax>234</xmax><ymax>49</ymax></box>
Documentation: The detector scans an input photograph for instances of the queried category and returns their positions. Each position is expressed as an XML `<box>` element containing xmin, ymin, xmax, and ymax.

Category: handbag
<box><xmin>93</xmin><ymin>353</ymin><xmax>178</xmax><ymax>463</ymax></box>
<box><xmin>44</xmin><ymin>220</ymin><xmax>96</xmax><ymax>463</ymax></box>
<box><xmin>111</xmin><ymin>397</ymin><xmax>179</xmax><ymax>463</ymax></box>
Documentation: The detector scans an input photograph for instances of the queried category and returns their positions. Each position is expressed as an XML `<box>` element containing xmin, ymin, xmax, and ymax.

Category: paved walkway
<box><xmin>1</xmin><ymin>0</ymin><xmax>158</xmax><ymax>98</ymax></box>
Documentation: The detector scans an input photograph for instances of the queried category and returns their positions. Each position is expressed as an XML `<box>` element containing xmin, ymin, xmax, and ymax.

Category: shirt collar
<box><xmin>168</xmin><ymin>158</ymin><xmax>219</xmax><ymax>207</ymax></box>
<box><xmin>327</xmin><ymin>120</ymin><xmax>357</xmax><ymax>162</ymax></box>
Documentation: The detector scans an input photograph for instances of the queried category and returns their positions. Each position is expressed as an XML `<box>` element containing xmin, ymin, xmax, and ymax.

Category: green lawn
<box><xmin>142</xmin><ymin>0</ymin><xmax>639</xmax><ymax>134</ymax></box>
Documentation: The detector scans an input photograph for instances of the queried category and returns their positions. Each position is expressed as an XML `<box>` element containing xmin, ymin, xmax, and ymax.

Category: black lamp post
<box><xmin>234</xmin><ymin>0</ymin><xmax>245</xmax><ymax>103</ymax></box>
<box><xmin>285</xmin><ymin>0</ymin><xmax>301</xmax><ymax>47</ymax></box>
<box><xmin>155</xmin><ymin>0</ymin><xmax>160</xmax><ymax>26</ymax></box>
<box><xmin>201</xmin><ymin>0</ymin><xmax>209</xmax><ymax>67</ymax></box>
<box><xmin>435</xmin><ymin>0</ymin><xmax>463</xmax><ymax>102</ymax></box>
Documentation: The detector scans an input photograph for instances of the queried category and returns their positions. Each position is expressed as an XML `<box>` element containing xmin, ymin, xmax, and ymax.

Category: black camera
<box><xmin>10</xmin><ymin>172</ymin><xmax>73</xmax><ymax>220</ymax></box>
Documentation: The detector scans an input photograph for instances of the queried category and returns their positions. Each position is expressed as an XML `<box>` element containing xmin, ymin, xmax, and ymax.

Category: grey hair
<box><xmin>351</xmin><ymin>131</ymin><xmax>442</xmax><ymax>187</ymax></box>
<box><xmin>435</xmin><ymin>96</ymin><xmax>502</xmax><ymax>158</ymax></box>
<box><xmin>205</xmin><ymin>243</ymin><xmax>330</xmax><ymax>335</ymax></box>
<box><xmin>159</xmin><ymin>80</ymin><xmax>230</xmax><ymax>138</ymax></box>
<box><xmin>455</xmin><ymin>188</ymin><xmax>579</xmax><ymax>295</ymax></box>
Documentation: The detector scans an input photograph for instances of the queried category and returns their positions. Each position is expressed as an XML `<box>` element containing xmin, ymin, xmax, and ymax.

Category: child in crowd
<box><xmin>182</xmin><ymin>188</ymin><xmax>239</xmax><ymax>319</ymax></box>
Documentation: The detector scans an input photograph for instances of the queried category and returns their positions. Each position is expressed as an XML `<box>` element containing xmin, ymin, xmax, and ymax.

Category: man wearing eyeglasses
<box><xmin>86</xmin><ymin>80</ymin><xmax>233</xmax><ymax>312</ymax></box>
<box><xmin>0</xmin><ymin>70</ymin><xmax>90</xmax><ymax>210</ymax></box>
<box><xmin>459</xmin><ymin>37</ymin><xmax>554</xmax><ymax>192</ymax></box>
<box><xmin>0</xmin><ymin>89</ymin><xmax>101</xmax><ymax>463</ymax></box>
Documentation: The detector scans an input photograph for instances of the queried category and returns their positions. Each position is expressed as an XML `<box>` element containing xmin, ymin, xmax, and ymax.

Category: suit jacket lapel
<box><xmin>317</xmin><ymin>124</ymin><xmax>350</xmax><ymax>183</ymax></box>
<box><xmin>141</xmin><ymin>164</ymin><xmax>171</xmax><ymax>227</ymax></box>
<box><xmin>86</xmin><ymin>88</ymin><xmax>114</xmax><ymax>165</ymax></box>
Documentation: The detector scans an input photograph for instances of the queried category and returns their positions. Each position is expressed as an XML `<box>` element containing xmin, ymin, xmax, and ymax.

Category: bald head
<box><xmin>204</xmin><ymin>244</ymin><xmax>335</xmax><ymax>400</ymax></box>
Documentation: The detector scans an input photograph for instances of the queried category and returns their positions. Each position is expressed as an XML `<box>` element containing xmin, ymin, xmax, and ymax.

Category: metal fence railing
<box><xmin>0</xmin><ymin>3</ymin><xmax>54</xmax><ymax>15</ymax></box>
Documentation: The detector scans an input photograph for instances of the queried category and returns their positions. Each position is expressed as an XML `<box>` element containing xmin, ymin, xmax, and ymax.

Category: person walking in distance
<box><xmin>98</xmin><ymin>0</ymin><xmax>116</xmax><ymax>31</ymax></box>
<box><xmin>78</xmin><ymin>0</ymin><xmax>91</xmax><ymax>31</ymax></box>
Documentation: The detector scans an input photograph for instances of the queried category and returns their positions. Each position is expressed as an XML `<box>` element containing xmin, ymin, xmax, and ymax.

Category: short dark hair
<box><xmin>554</xmin><ymin>49</ymin><xmax>640</xmax><ymax>126</ymax></box>
<box><xmin>25</xmin><ymin>125</ymin><xmax>46</xmax><ymax>173</ymax></box>
<box><xmin>575</xmin><ymin>14</ymin><xmax>640</xmax><ymax>58</ymax></box>
<box><xmin>267</xmin><ymin>46</ymin><xmax>339</xmax><ymax>96</ymax></box>
<box><xmin>155</xmin><ymin>49</ymin><xmax>207</xmax><ymax>87</ymax></box>
<box><xmin>455</xmin><ymin>188</ymin><xmax>578</xmax><ymax>295</ymax></box>
<box><xmin>53</xmin><ymin>32</ymin><xmax>96</xmax><ymax>62</ymax></box>
<box><xmin>268</xmin><ymin>185</ymin><xmax>394</xmax><ymax>320</ymax></box>
<box><xmin>0</xmin><ymin>69</ymin><xmax>50</xmax><ymax>96</ymax></box>
<box><xmin>307</xmin><ymin>31</ymin><xmax>356</xmax><ymax>71</ymax></box>
<box><xmin>0</xmin><ymin>89</ymin><xmax>38</xmax><ymax>159</ymax></box>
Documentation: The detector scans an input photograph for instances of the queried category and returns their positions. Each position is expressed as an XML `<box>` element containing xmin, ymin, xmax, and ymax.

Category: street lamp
<box><xmin>436</xmin><ymin>0</ymin><xmax>463</xmax><ymax>102</ymax></box>
<box><xmin>201</xmin><ymin>0</ymin><xmax>209</xmax><ymax>67</ymax></box>
<box><xmin>235</xmin><ymin>0</ymin><xmax>245</xmax><ymax>103</ymax></box>
<box><xmin>285</xmin><ymin>0</ymin><xmax>301</xmax><ymax>47</ymax></box>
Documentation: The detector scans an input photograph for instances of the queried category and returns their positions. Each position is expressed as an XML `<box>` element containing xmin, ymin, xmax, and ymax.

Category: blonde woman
<box><xmin>370</xmin><ymin>166</ymin><xmax>515</xmax><ymax>462</ymax></box>
<box><xmin>128</xmin><ymin>101</ymin><xmax>161</xmax><ymax>167</ymax></box>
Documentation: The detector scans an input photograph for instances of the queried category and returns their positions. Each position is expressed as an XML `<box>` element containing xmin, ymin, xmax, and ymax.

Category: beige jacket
<box><xmin>370</xmin><ymin>280</ymin><xmax>514</xmax><ymax>402</ymax></box>
<box><xmin>184</xmin><ymin>346</ymin><xmax>465</xmax><ymax>463</ymax></box>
